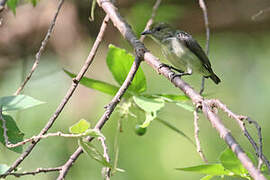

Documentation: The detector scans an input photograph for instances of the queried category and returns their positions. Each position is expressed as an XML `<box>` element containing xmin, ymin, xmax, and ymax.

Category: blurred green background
<box><xmin>1</xmin><ymin>0</ymin><xmax>270</xmax><ymax>179</ymax></box>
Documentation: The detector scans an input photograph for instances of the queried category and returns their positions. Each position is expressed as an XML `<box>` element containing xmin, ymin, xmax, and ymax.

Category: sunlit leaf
<box><xmin>133</xmin><ymin>96</ymin><xmax>164</xmax><ymax>113</ymax></box>
<box><xmin>0</xmin><ymin>95</ymin><xmax>44</xmax><ymax>112</ymax></box>
<box><xmin>200</xmin><ymin>175</ymin><xmax>214</xmax><ymax>180</ymax></box>
<box><xmin>0</xmin><ymin>114</ymin><xmax>24</xmax><ymax>153</ymax></box>
<box><xmin>69</xmin><ymin>119</ymin><xmax>90</xmax><ymax>134</ymax></box>
<box><xmin>154</xmin><ymin>94</ymin><xmax>189</xmax><ymax>102</ymax></box>
<box><xmin>176</xmin><ymin>163</ymin><xmax>233</xmax><ymax>176</ymax></box>
<box><xmin>106</xmin><ymin>44</ymin><xmax>147</xmax><ymax>94</ymax></box>
<box><xmin>133</xmin><ymin>96</ymin><xmax>164</xmax><ymax>128</ymax></box>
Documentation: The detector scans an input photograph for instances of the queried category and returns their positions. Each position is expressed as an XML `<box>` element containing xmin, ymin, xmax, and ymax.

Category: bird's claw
<box><xmin>169</xmin><ymin>72</ymin><xmax>182</xmax><ymax>82</ymax></box>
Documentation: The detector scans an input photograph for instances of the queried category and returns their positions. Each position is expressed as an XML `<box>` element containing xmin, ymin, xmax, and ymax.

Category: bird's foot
<box><xmin>158</xmin><ymin>63</ymin><xmax>184</xmax><ymax>74</ymax></box>
<box><xmin>169</xmin><ymin>72</ymin><xmax>192</xmax><ymax>82</ymax></box>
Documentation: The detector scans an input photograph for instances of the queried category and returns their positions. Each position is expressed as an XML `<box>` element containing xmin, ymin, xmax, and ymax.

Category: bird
<box><xmin>141</xmin><ymin>22</ymin><xmax>221</xmax><ymax>84</ymax></box>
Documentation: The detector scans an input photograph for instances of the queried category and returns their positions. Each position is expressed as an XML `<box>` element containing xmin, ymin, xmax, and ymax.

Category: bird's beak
<box><xmin>141</xmin><ymin>30</ymin><xmax>152</xmax><ymax>35</ymax></box>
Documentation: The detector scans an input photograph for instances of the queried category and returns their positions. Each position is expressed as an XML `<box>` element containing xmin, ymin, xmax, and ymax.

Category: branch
<box><xmin>195</xmin><ymin>0</ymin><xmax>209</xmax><ymax>161</ymax></box>
<box><xmin>210</xmin><ymin>99</ymin><xmax>270</xmax><ymax>172</ymax></box>
<box><xmin>14</xmin><ymin>0</ymin><xmax>65</xmax><ymax>95</ymax></box>
<box><xmin>139</xmin><ymin>0</ymin><xmax>161</xmax><ymax>42</ymax></box>
<box><xmin>193</xmin><ymin>108</ymin><xmax>208</xmax><ymax>162</ymax></box>
<box><xmin>57</xmin><ymin>54</ymin><xmax>143</xmax><ymax>180</ymax></box>
<box><xmin>0</xmin><ymin>8</ymin><xmax>109</xmax><ymax>180</ymax></box>
<box><xmin>99</xmin><ymin>137</ymin><xmax>111</xmax><ymax>180</ymax></box>
<box><xmin>1</xmin><ymin>131</ymin><xmax>89</xmax><ymax>148</ymax></box>
<box><xmin>198</xmin><ymin>0</ymin><xmax>210</xmax><ymax>95</ymax></box>
<box><xmin>6</xmin><ymin>167</ymin><xmax>61</xmax><ymax>177</ymax></box>
<box><xmin>56</xmin><ymin>1</ymin><xmax>161</xmax><ymax>177</ymax></box>
<box><xmin>95</xmin><ymin>1</ymin><xmax>267</xmax><ymax>179</ymax></box>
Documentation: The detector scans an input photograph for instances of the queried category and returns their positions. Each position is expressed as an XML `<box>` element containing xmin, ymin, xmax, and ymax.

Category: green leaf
<box><xmin>200</xmin><ymin>175</ymin><xmax>214</xmax><ymax>180</ymax></box>
<box><xmin>156</xmin><ymin>118</ymin><xmax>195</xmax><ymax>145</ymax></box>
<box><xmin>133</xmin><ymin>96</ymin><xmax>164</xmax><ymax>113</ymax></box>
<box><xmin>176</xmin><ymin>102</ymin><xmax>194</xmax><ymax>112</ymax></box>
<box><xmin>69</xmin><ymin>119</ymin><xmax>90</xmax><ymax>134</ymax></box>
<box><xmin>106</xmin><ymin>44</ymin><xmax>147</xmax><ymax>94</ymax></box>
<box><xmin>154</xmin><ymin>94</ymin><xmax>189</xmax><ymax>102</ymax></box>
<box><xmin>0</xmin><ymin>114</ymin><xmax>24</xmax><ymax>153</ymax></box>
<box><xmin>0</xmin><ymin>164</ymin><xmax>9</xmax><ymax>175</ymax></box>
<box><xmin>0</xmin><ymin>95</ymin><xmax>44</xmax><ymax>112</ymax></box>
<box><xmin>133</xmin><ymin>96</ymin><xmax>164</xmax><ymax>128</ymax></box>
<box><xmin>79</xmin><ymin>139</ymin><xmax>112</xmax><ymax>168</ymax></box>
<box><xmin>89</xmin><ymin>0</ymin><xmax>96</xmax><ymax>21</ymax></box>
<box><xmin>219</xmin><ymin>148</ymin><xmax>249</xmax><ymax>176</ymax></box>
<box><xmin>176</xmin><ymin>163</ymin><xmax>233</xmax><ymax>176</ymax></box>
<box><xmin>64</xmin><ymin>69</ymin><xmax>124</xmax><ymax>96</ymax></box>
<box><xmin>7</xmin><ymin>0</ymin><xmax>18</xmax><ymax>14</ymax></box>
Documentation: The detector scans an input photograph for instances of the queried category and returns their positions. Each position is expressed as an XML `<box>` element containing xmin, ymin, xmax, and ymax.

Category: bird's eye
<box><xmin>156</xmin><ymin>27</ymin><xmax>161</xmax><ymax>31</ymax></box>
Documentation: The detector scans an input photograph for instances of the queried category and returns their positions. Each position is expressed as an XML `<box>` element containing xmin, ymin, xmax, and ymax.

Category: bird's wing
<box><xmin>176</xmin><ymin>32</ymin><xmax>212</xmax><ymax>70</ymax></box>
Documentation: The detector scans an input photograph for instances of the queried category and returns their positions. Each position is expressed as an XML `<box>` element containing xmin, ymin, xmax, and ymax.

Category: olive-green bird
<box><xmin>141</xmin><ymin>22</ymin><xmax>221</xmax><ymax>84</ymax></box>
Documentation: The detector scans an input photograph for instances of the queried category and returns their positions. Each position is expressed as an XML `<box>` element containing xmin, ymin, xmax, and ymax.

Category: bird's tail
<box><xmin>208</xmin><ymin>72</ymin><xmax>221</xmax><ymax>84</ymax></box>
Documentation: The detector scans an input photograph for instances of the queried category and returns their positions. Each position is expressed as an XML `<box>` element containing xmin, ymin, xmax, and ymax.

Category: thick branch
<box><xmin>96</xmin><ymin>1</ymin><xmax>266</xmax><ymax>179</ymax></box>
<box><xmin>57</xmin><ymin>55</ymin><xmax>143</xmax><ymax>180</ymax></box>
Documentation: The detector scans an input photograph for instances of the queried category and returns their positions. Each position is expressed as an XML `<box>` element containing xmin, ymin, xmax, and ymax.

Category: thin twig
<box><xmin>209</xmin><ymin>99</ymin><xmax>270</xmax><ymax>172</ymax></box>
<box><xmin>0</xmin><ymin>7</ymin><xmax>109</xmax><ymax>180</ymax></box>
<box><xmin>194</xmin><ymin>108</ymin><xmax>208</xmax><ymax>162</ymax></box>
<box><xmin>2</xmin><ymin>131</ymin><xmax>87</xmax><ymax>148</ymax></box>
<box><xmin>14</xmin><ymin>0</ymin><xmax>65</xmax><ymax>95</ymax></box>
<box><xmin>96</xmin><ymin>1</ymin><xmax>267</xmax><ymax>179</ymax></box>
<box><xmin>57</xmin><ymin>1</ymin><xmax>162</xmax><ymax>177</ymax></box>
<box><xmin>57</xmin><ymin>55</ymin><xmax>143</xmax><ymax>180</ymax></box>
<box><xmin>55</xmin><ymin>15</ymin><xmax>110</xmax><ymax>180</ymax></box>
<box><xmin>7</xmin><ymin>167</ymin><xmax>61</xmax><ymax>177</ymax></box>
<box><xmin>252</xmin><ymin>7</ymin><xmax>270</xmax><ymax>21</ymax></box>
<box><xmin>198</xmin><ymin>0</ymin><xmax>210</xmax><ymax>95</ymax></box>
<box><xmin>195</xmin><ymin>0</ymin><xmax>210</xmax><ymax>161</ymax></box>
<box><xmin>140</xmin><ymin>0</ymin><xmax>161</xmax><ymax>42</ymax></box>
<box><xmin>98</xmin><ymin>137</ymin><xmax>111</xmax><ymax>180</ymax></box>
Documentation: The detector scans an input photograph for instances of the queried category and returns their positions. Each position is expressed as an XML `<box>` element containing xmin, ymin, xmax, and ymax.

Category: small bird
<box><xmin>141</xmin><ymin>22</ymin><xmax>221</xmax><ymax>84</ymax></box>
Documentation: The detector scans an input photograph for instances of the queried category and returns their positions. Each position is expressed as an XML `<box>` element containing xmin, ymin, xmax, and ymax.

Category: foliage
<box><xmin>65</xmin><ymin>44</ymin><xmax>193</xmax><ymax>140</ymax></box>
<box><xmin>0</xmin><ymin>95</ymin><xmax>44</xmax><ymax>153</ymax></box>
<box><xmin>177</xmin><ymin>148</ymin><xmax>257</xmax><ymax>179</ymax></box>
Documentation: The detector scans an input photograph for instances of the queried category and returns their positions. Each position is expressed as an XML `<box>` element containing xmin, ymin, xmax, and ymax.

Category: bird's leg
<box><xmin>169</xmin><ymin>68</ymin><xmax>192</xmax><ymax>82</ymax></box>
<box><xmin>158</xmin><ymin>63</ymin><xmax>184</xmax><ymax>73</ymax></box>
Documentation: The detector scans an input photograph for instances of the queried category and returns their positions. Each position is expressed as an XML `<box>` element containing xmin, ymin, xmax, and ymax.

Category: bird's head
<box><xmin>141</xmin><ymin>22</ymin><xmax>175</xmax><ymax>43</ymax></box>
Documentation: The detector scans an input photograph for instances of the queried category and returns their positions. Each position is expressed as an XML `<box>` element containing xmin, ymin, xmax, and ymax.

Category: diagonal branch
<box><xmin>14</xmin><ymin>0</ymin><xmax>65</xmax><ymax>95</ymax></box>
<box><xmin>57</xmin><ymin>55</ymin><xmax>143</xmax><ymax>180</ymax></box>
<box><xmin>56</xmin><ymin>0</ymin><xmax>161</xmax><ymax>178</ymax></box>
<box><xmin>198</xmin><ymin>0</ymin><xmax>210</xmax><ymax>95</ymax></box>
<box><xmin>96</xmin><ymin>0</ymin><xmax>267</xmax><ymax>179</ymax></box>
<box><xmin>0</xmin><ymin>11</ymin><xmax>110</xmax><ymax>180</ymax></box>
